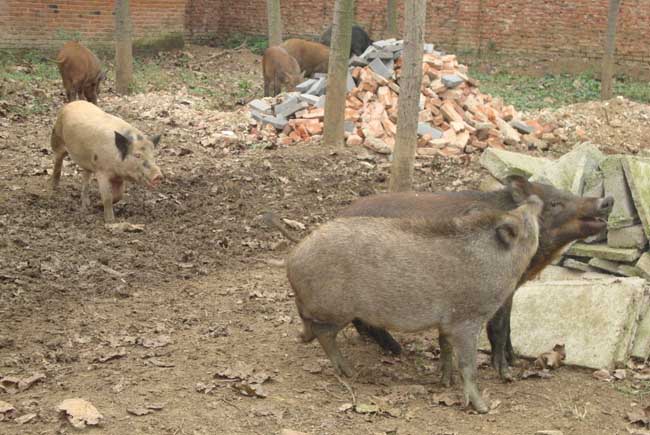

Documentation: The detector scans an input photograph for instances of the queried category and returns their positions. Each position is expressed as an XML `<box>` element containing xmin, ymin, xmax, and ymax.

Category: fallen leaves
<box><xmin>535</xmin><ymin>344</ymin><xmax>566</xmax><ymax>370</ymax></box>
<box><xmin>592</xmin><ymin>368</ymin><xmax>626</xmax><ymax>382</ymax></box>
<box><xmin>127</xmin><ymin>404</ymin><xmax>164</xmax><ymax>417</ymax></box>
<box><xmin>431</xmin><ymin>392</ymin><xmax>462</xmax><ymax>407</ymax></box>
<box><xmin>0</xmin><ymin>400</ymin><xmax>16</xmax><ymax>421</ymax></box>
<box><xmin>93</xmin><ymin>348</ymin><xmax>127</xmax><ymax>363</ymax></box>
<box><xmin>137</xmin><ymin>335</ymin><xmax>173</xmax><ymax>349</ymax></box>
<box><xmin>105</xmin><ymin>222</ymin><xmax>145</xmax><ymax>233</ymax></box>
<box><xmin>214</xmin><ymin>362</ymin><xmax>272</xmax><ymax>398</ymax></box>
<box><xmin>0</xmin><ymin>373</ymin><xmax>46</xmax><ymax>394</ymax></box>
<box><xmin>57</xmin><ymin>398</ymin><xmax>103</xmax><ymax>429</ymax></box>
<box><xmin>628</xmin><ymin>405</ymin><xmax>650</xmax><ymax>427</ymax></box>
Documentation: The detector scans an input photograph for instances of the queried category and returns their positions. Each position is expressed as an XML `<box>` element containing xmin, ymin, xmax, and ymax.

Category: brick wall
<box><xmin>0</xmin><ymin>0</ymin><xmax>186</xmax><ymax>49</ymax></box>
<box><xmin>187</xmin><ymin>0</ymin><xmax>650</xmax><ymax>64</ymax></box>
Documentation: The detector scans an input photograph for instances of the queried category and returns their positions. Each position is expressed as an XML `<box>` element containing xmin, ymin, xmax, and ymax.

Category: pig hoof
<box><xmin>335</xmin><ymin>362</ymin><xmax>355</xmax><ymax>378</ymax></box>
<box><xmin>499</xmin><ymin>367</ymin><xmax>514</xmax><ymax>383</ymax></box>
<box><xmin>440</xmin><ymin>372</ymin><xmax>455</xmax><ymax>387</ymax></box>
<box><xmin>472</xmin><ymin>400</ymin><xmax>489</xmax><ymax>414</ymax></box>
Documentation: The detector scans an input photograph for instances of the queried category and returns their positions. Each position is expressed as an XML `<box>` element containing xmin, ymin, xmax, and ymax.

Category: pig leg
<box><xmin>96</xmin><ymin>173</ymin><xmax>115</xmax><ymax>222</ymax></box>
<box><xmin>352</xmin><ymin>320</ymin><xmax>402</xmax><ymax>355</ymax></box>
<box><xmin>312</xmin><ymin>321</ymin><xmax>354</xmax><ymax>377</ymax></box>
<box><xmin>111</xmin><ymin>178</ymin><xmax>125</xmax><ymax>204</ymax></box>
<box><xmin>263</xmin><ymin>79</ymin><xmax>271</xmax><ymax>97</ymax></box>
<box><xmin>486</xmin><ymin>296</ymin><xmax>515</xmax><ymax>382</ymax></box>
<box><xmin>439</xmin><ymin>334</ymin><xmax>455</xmax><ymax>387</ymax></box>
<box><xmin>445</xmin><ymin>322</ymin><xmax>488</xmax><ymax>414</ymax></box>
<box><xmin>50</xmin><ymin>129</ymin><xmax>67</xmax><ymax>192</ymax></box>
<box><xmin>80</xmin><ymin>170</ymin><xmax>92</xmax><ymax>210</ymax></box>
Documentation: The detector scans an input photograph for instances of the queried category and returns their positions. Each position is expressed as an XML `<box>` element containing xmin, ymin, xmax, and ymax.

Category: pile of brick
<box><xmin>248</xmin><ymin>39</ymin><xmax>549</xmax><ymax>157</ymax></box>
<box><xmin>480</xmin><ymin>144</ymin><xmax>650</xmax><ymax>279</ymax></box>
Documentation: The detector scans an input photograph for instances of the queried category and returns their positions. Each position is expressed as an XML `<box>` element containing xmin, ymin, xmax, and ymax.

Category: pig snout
<box><xmin>598</xmin><ymin>196</ymin><xmax>614</xmax><ymax>215</ymax></box>
<box><xmin>147</xmin><ymin>169</ymin><xmax>162</xmax><ymax>189</ymax></box>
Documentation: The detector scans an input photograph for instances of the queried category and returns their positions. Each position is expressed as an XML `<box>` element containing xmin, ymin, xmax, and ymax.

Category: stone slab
<box><xmin>622</xmin><ymin>157</ymin><xmax>650</xmax><ymax>239</ymax></box>
<box><xmin>635</xmin><ymin>252</ymin><xmax>650</xmax><ymax>280</ymax></box>
<box><xmin>588</xmin><ymin>257</ymin><xmax>641</xmax><ymax>277</ymax></box>
<box><xmin>313</xmin><ymin>72</ymin><xmax>327</xmax><ymax>79</ymax></box>
<box><xmin>248</xmin><ymin>99</ymin><xmax>272</xmax><ymax>114</ymax></box>
<box><xmin>479</xmin><ymin>148</ymin><xmax>552</xmax><ymax>181</ymax></box>
<box><xmin>299</xmin><ymin>94</ymin><xmax>320</xmax><ymax>105</ymax></box>
<box><xmin>359</xmin><ymin>45</ymin><xmax>378</xmax><ymax>60</ymax></box>
<box><xmin>531</xmin><ymin>143</ymin><xmax>605</xmax><ymax>195</ymax></box>
<box><xmin>509</xmin><ymin>277</ymin><xmax>647</xmax><ymax>369</ymax></box>
<box><xmin>274</xmin><ymin>97</ymin><xmax>308</xmax><ymax>118</ymax></box>
<box><xmin>566</xmin><ymin>242</ymin><xmax>641</xmax><ymax>262</ymax></box>
<box><xmin>601</xmin><ymin>155</ymin><xmax>638</xmax><ymax>229</ymax></box>
<box><xmin>349</xmin><ymin>55</ymin><xmax>369</xmax><ymax>67</ymax></box>
<box><xmin>347</xmin><ymin>70</ymin><xmax>356</xmax><ymax>92</ymax></box>
<box><xmin>250</xmin><ymin>111</ymin><xmax>288</xmax><ymax>130</ymax></box>
<box><xmin>632</xmin><ymin>289</ymin><xmax>650</xmax><ymax>359</ymax></box>
<box><xmin>372</xmin><ymin>38</ymin><xmax>396</xmax><ymax>48</ymax></box>
<box><xmin>315</xmin><ymin>95</ymin><xmax>326</xmax><ymax>109</ymax></box>
<box><xmin>607</xmin><ymin>224</ymin><xmax>648</xmax><ymax>249</ymax></box>
<box><xmin>306</xmin><ymin>78</ymin><xmax>326</xmax><ymax>96</ymax></box>
<box><xmin>423</xmin><ymin>43</ymin><xmax>434</xmax><ymax>53</ymax></box>
<box><xmin>344</xmin><ymin>120</ymin><xmax>355</xmax><ymax>133</ymax></box>
<box><xmin>562</xmin><ymin>258</ymin><xmax>600</xmax><ymax>274</ymax></box>
<box><xmin>441</xmin><ymin>74</ymin><xmax>464</xmax><ymax>89</ymax></box>
<box><xmin>417</xmin><ymin>123</ymin><xmax>443</xmax><ymax>139</ymax></box>
<box><xmin>296</xmin><ymin>79</ymin><xmax>317</xmax><ymax>93</ymax></box>
<box><xmin>510</xmin><ymin>120</ymin><xmax>534</xmax><ymax>135</ymax></box>
<box><xmin>368</xmin><ymin>57</ymin><xmax>392</xmax><ymax>79</ymax></box>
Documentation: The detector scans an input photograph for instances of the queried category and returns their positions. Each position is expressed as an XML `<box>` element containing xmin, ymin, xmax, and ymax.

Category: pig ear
<box><xmin>114</xmin><ymin>131</ymin><xmax>131</xmax><ymax>160</ymax></box>
<box><xmin>495</xmin><ymin>215</ymin><xmax>521</xmax><ymax>249</ymax></box>
<box><xmin>505</xmin><ymin>175</ymin><xmax>532</xmax><ymax>204</ymax></box>
<box><xmin>151</xmin><ymin>134</ymin><xmax>161</xmax><ymax>147</ymax></box>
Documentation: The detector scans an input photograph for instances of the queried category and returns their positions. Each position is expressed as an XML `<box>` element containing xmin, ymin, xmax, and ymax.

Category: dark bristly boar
<box><xmin>50</xmin><ymin>101</ymin><xmax>163</xmax><ymax>223</ymax></box>
<box><xmin>339</xmin><ymin>176</ymin><xmax>614</xmax><ymax>381</ymax></box>
<box><xmin>56</xmin><ymin>41</ymin><xmax>106</xmax><ymax>104</ymax></box>
<box><xmin>281</xmin><ymin>39</ymin><xmax>329</xmax><ymax>77</ymax></box>
<box><xmin>287</xmin><ymin>197</ymin><xmax>543</xmax><ymax>413</ymax></box>
<box><xmin>320</xmin><ymin>24</ymin><xmax>372</xmax><ymax>57</ymax></box>
<box><xmin>262</xmin><ymin>46</ymin><xmax>304</xmax><ymax>97</ymax></box>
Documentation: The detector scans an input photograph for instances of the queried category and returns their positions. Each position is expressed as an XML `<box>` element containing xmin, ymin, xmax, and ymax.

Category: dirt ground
<box><xmin>1</xmin><ymin>45</ymin><xmax>649</xmax><ymax>435</ymax></box>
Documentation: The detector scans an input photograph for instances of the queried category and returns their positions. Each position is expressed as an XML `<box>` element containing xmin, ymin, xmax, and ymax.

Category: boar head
<box><xmin>114</xmin><ymin>131</ymin><xmax>163</xmax><ymax>188</ymax></box>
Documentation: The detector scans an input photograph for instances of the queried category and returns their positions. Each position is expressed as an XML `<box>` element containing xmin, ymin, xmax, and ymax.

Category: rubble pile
<box><xmin>480</xmin><ymin>143</ymin><xmax>650</xmax><ymax>280</ymax></box>
<box><xmin>248</xmin><ymin>39</ymin><xmax>552</xmax><ymax>156</ymax></box>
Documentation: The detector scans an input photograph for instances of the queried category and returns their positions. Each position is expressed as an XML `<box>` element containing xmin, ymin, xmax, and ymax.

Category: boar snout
<box><xmin>598</xmin><ymin>196</ymin><xmax>614</xmax><ymax>215</ymax></box>
<box><xmin>147</xmin><ymin>170</ymin><xmax>163</xmax><ymax>189</ymax></box>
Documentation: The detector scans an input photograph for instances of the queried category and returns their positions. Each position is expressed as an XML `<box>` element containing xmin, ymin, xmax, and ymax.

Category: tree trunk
<box><xmin>386</xmin><ymin>0</ymin><xmax>398</xmax><ymax>39</ymax></box>
<box><xmin>601</xmin><ymin>0</ymin><xmax>621</xmax><ymax>100</ymax></box>
<box><xmin>115</xmin><ymin>0</ymin><xmax>133</xmax><ymax>95</ymax></box>
<box><xmin>323</xmin><ymin>0</ymin><xmax>355</xmax><ymax>148</ymax></box>
<box><xmin>389</xmin><ymin>0</ymin><xmax>426</xmax><ymax>192</ymax></box>
<box><xmin>266</xmin><ymin>0</ymin><xmax>283</xmax><ymax>47</ymax></box>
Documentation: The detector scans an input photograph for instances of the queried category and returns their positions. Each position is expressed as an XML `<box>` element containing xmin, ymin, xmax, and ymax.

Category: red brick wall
<box><xmin>188</xmin><ymin>0</ymin><xmax>650</xmax><ymax>63</ymax></box>
<box><xmin>0</xmin><ymin>0</ymin><xmax>186</xmax><ymax>49</ymax></box>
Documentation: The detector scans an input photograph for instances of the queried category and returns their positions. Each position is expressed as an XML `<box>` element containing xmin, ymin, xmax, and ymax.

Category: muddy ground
<box><xmin>1</xmin><ymin>45</ymin><xmax>649</xmax><ymax>435</ymax></box>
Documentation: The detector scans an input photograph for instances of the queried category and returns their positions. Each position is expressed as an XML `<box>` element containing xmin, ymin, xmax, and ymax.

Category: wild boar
<box><xmin>320</xmin><ymin>24</ymin><xmax>372</xmax><ymax>57</ymax></box>
<box><xmin>262</xmin><ymin>46</ymin><xmax>304</xmax><ymax>97</ymax></box>
<box><xmin>50</xmin><ymin>101</ymin><xmax>163</xmax><ymax>223</ymax></box>
<box><xmin>56</xmin><ymin>41</ymin><xmax>106</xmax><ymax>104</ymax></box>
<box><xmin>287</xmin><ymin>197</ymin><xmax>543</xmax><ymax>413</ymax></box>
<box><xmin>281</xmin><ymin>39</ymin><xmax>329</xmax><ymax>77</ymax></box>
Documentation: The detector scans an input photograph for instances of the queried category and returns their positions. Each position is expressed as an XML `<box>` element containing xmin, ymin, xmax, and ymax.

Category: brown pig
<box><xmin>262</xmin><ymin>46</ymin><xmax>304</xmax><ymax>97</ymax></box>
<box><xmin>287</xmin><ymin>197</ymin><xmax>543</xmax><ymax>413</ymax></box>
<box><xmin>56</xmin><ymin>41</ymin><xmax>106</xmax><ymax>104</ymax></box>
<box><xmin>281</xmin><ymin>39</ymin><xmax>329</xmax><ymax>77</ymax></box>
<box><xmin>50</xmin><ymin>101</ymin><xmax>163</xmax><ymax>222</ymax></box>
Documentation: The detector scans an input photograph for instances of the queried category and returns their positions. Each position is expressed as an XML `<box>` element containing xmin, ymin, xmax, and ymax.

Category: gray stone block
<box><xmin>306</xmin><ymin>78</ymin><xmax>326</xmax><ymax>96</ymax></box>
<box><xmin>416</xmin><ymin>123</ymin><xmax>443</xmax><ymax>139</ymax></box>
<box><xmin>250</xmin><ymin>111</ymin><xmax>288</xmax><ymax>130</ymax></box>
<box><xmin>385</xmin><ymin>42</ymin><xmax>404</xmax><ymax>53</ymax></box>
<box><xmin>347</xmin><ymin>70</ymin><xmax>356</xmax><ymax>92</ymax></box>
<box><xmin>274</xmin><ymin>97</ymin><xmax>308</xmax><ymax>118</ymax></box>
<box><xmin>588</xmin><ymin>257</ymin><xmax>641</xmax><ymax>277</ymax></box>
<box><xmin>377</xmin><ymin>49</ymin><xmax>394</xmax><ymax>60</ymax></box>
<box><xmin>601</xmin><ymin>155</ymin><xmax>638</xmax><ymax>229</ymax></box>
<box><xmin>299</xmin><ymin>94</ymin><xmax>320</xmax><ymax>106</ymax></box>
<box><xmin>583</xmin><ymin>170</ymin><xmax>604</xmax><ymax>198</ymax></box>
<box><xmin>563</xmin><ymin>258</ymin><xmax>599</xmax><ymax>273</ymax></box>
<box><xmin>423</xmin><ymin>43</ymin><xmax>434</xmax><ymax>53</ymax></box>
<box><xmin>368</xmin><ymin>57</ymin><xmax>393</xmax><ymax>79</ymax></box>
<box><xmin>383</xmin><ymin>58</ymin><xmax>395</xmax><ymax>72</ymax></box>
<box><xmin>635</xmin><ymin>252</ymin><xmax>650</xmax><ymax>280</ymax></box>
<box><xmin>441</xmin><ymin>74</ymin><xmax>464</xmax><ymax>89</ymax></box>
<box><xmin>315</xmin><ymin>95</ymin><xmax>326</xmax><ymax>109</ymax></box>
<box><xmin>508</xmin><ymin>277</ymin><xmax>647</xmax><ymax>369</ymax></box>
<box><xmin>349</xmin><ymin>55</ymin><xmax>369</xmax><ymax>67</ymax></box>
<box><xmin>632</xmin><ymin>297</ymin><xmax>650</xmax><ymax>359</ymax></box>
<box><xmin>479</xmin><ymin>148</ymin><xmax>552</xmax><ymax>181</ymax></box>
<box><xmin>344</xmin><ymin>120</ymin><xmax>355</xmax><ymax>133</ymax></box>
<box><xmin>372</xmin><ymin>38</ymin><xmax>396</xmax><ymax>49</ymax></box>
<box><xmin>510</xmin><ymin>120</ymin><xmax>534</xmax><ymax>135</ymax></box>
<box><xmin>248</xmin><ymin>99</ymin><xmax>272</xmax><ymax>114</ymax></box>
<box><xmin>296</xmin><ymin>79</ymin><xmax>317</xmax><ymax>93</ymax></box>
<box><xmin>608</xmin><ymin>224</ymin><xmax>648</xmax><ymax>249</ymax></box>
<box><xmin>566</xmin><ymin>242</ymin><xmax>641</xmax><ymax>262</ymax></box>
<box><xmin>360</xmin><ymin>45</ymin><xmax>378</xmax><ymax>60</ymax></box>
<box><xmin>313</xmin><ymin>73</ymin><xmax>327</xmax><ymax>79</ymax></box>
<box><xmin>622</xmin><ymin>157</ymin><xmax>650</xmax><ymax>238</ymax></box>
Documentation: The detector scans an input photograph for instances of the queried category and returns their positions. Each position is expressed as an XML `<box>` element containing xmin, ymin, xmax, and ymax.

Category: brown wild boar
<box><xmin>262</xmin><ymin>46</ymin><xmax>304</xmax><ymax>97</ymax></box>
<box><xmin>287</xmin><ymin>197</ymin><xmax>543</xmax><ymax>413</ymax></box>
<box><xmin>281</xmin><ymin>39</ymin><xmax>329</xmax><ymax>77</ymax></box>
<box><xmin>56</xmin><ymin>41</ymin><xmax>105</xmax><ymax>104</ymax></box>
<box><xmin>50</xmin><ymin>101</ymin><xmax>163</xmax><ymax>222</ymax></box>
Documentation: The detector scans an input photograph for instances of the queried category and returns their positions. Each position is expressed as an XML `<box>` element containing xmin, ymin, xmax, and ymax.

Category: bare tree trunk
<box><xmin>601</xmin><ymin>0</ymin><xmax>621</xmax><ymax>100</ymax></box>
<box><xmin>386</xmin><ymin>0</ymin><xmax>398</xmax><ymax>39</ymax></box>
<box><xmin>266</xmin><ymin>0</ymin><xmax>283</xmax><ymax>46</ymax></box>
<box><xmin>323</xmin><ymin>0</ymin><xmax>355</xmax><ymax>148</ymax></box>
<box><xmin>115</xmin><ymin>0</ymin><xmax>133</xmax><ymax>95</ymax></box>
<box><xmin>389</xmin><ymin>0</ymin><xmax>426</xmax><ymax>192</ymax></box>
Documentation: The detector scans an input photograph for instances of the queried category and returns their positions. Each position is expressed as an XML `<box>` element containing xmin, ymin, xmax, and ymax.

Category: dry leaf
<box><xmin>628</xmin><ymin>406</ymin><xmax>650</xmax><ymax>426</ymax></box>
<box><xmin>338</xmin><ymin>403</ymin><xmax>354</xmax><ymax>412</ymax></box>
<box><xmin>232</xmin><ymin>382</ymin><xmax>267</xmax><ymax>398</ymax></box>
<box><xmin>535</xmin><ymin>344</ymin><xmax>565</xmax><ymax>370</ymax></box>
<box><xmin>354</xmin><ymin>403</ymin><xmax>380</xmax><ymax>414</ymax></box>
<box><xmin>137</xmin><ymin>335</ymin><xmax>172</xmax><ymax>348</ymax></box>
<box><xmin>57</xmin><ymin>398</ymin><xmax>103</xmax><ymax>429</ymax></box>
<box><xmin>592</xmin><ymin>369</ymin><xmax>612</xmax><ymax>382</ymax></box>
<box><xmin>521</xmin><ymin>369</ymin><xmax>553</xmax><ymax>379</ymax></box>
<box><xmin>105</xmin><ymin>222</ymin><xmax>145</xmax><ymax>233</ymax></box>
<box><xmin>0</xmin><ymin>400</ymin><xmax>16</xmax><ymax>421</ymax></box>
<box><xmin>280</xmin><ymin>430</ymin><xmax>310</xmax><ymax>435</ymax></box>
<box><xmin>94</xmin><ymin>348</ymin><xmax>127</xmax><ymax>363</ymax></box>
<box><xmin>15</xmin><ymin>413</ymin><xmax>37</xmax><ymax>424</ymax></box>
<box><xmin>613</xmin><ymin>369</ymin><xmax>627</xmax><ymax>380</ymax></box>
<box><xmin>147</xmin><ymin>358</ymin><xmax>175</xmax><ymax>368</ymax></box>
<box><xmin>301</xmin><ymin>361</ymin><xmax>322</xmax><ymax>374</ymax></box>
<box><xmin>127</xmin><ymin>406</ymin><xmax>152</xmax><ymax>416</ymax></box>
<box><xmin>432</xmin><ymin>393</ymin><xmax>461</xmax><ymax>407</ymax></box>
<box><xmin>282</xmin><ymin>218</ymin><xmax>305</xmax><ymax>230</ymax></box>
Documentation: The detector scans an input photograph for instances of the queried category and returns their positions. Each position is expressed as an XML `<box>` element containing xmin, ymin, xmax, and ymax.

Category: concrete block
<box><xmin>562</xmin><ymin>258</ymin><xmax>600</xmax><ymax>274</ymax></box>
<box><xmin>632</xmin><ymin>290</ymin><xmax>650</xmax><ymax>359</ymax></box>
<box><xmin>313</xmin><ymin>73</ymin><xmax>327</xmax><ymax>79</ymax></box>
<box><xmin>423</xmin><ymin>43</ymin><xmax>434</xmax><ymax>53</ymax></box>
<box><xmin>383</xmin><ymin>58</ymin><xmax>395</xmax><ymax>72</ymax></box>
<box><xmin>250</xmin><ymin>111</ymin><xmax>288</xmax><ymax>130</ymax></box>
<box><xmin>248</xmin><ymin>99</ymin><xmax>272</xmax><ymax>114</ymax></box>
<box><xmin>583</xmin><ymin>170</ymin><xmax>604</xmax><ymax>198</ymax></box>
<box><xmin>299</xmin><ymin>94</ymin><xmax>320</xmax><ymax>106</ymax></box>
<box><xmin>509</xmin><ymin>277</ymin><xmax>647</xmax><ymax>369</ymax></box>
<box><xmin>441</xmin><ymin>74</ymin><xmax>464</xmax><ymax>89</ymax></box>
<box><xmin>274</xmin><ymin>97</ymin><xmax>308</xmax><ymax>118</ymax></box>
<box><xmin>385</xmin><ymin>42</ymin><xmax>404</xmax><ymax>53</ymax></box>
<box><xmin>510</xmin><ymin>120</ymin><xmax>534</xmax><ymax>135</ymax></box>
<box><xmin>531</xmin><ymin>143</ymin><xmax>605</xmax><ymax>195</ymax></box>
<box><xmin>417</xmin><ymin>123</ymin><xmax>443</xmax><ymax>139</ymax></box>
<box><xmin>349</xmin><ymin>55</ymin><xmax>369</xmax><ymax>67</ymax></box>
<box><xmin>622</xmin><ymin>157</ymin><xmax>650</xmax><ymax>239</ymax></box>
<box><xmin>538</xmin><ymin>264</ymin><xmax>587</xmax><ymax>280</ymax></box>
<box><xmin>566</xmin><ymin>242</ymin><xmax>641</xmax><ymax>262</ymax></box>
<box><xmin>377</xmin><ymin>49</ymin><xmax>394</xmax><ymax>60</ymax></box>
<box><xmin>344</xmin><ymin>120</ymin><xmax>355</xmax><ymax>133</ymax></box>
<box><xmin>296</xmin><ymin>79</ymin><xmax>316</xmax><ymax>93</ymax></box>
<box><xmin>372</xmin><ymin>39</ymin><xmax>396</xmax><ymax>49</ymax></box>
<box><xmin>306</xmin><ymin>78</ymin><xmax>326</xmax><ymax>96</ymax></box>
<box><xmin>315</xmin><ymin>95</ymin><xmax>326</xmax><ymax>109</ymax></box>
<box><xmin>347</xmin><ymin>70</ymin><xmax>356</xmax><ymax>92</ymax></box>
<box><xmin>588</xmin><ymin>257</ymin><xmax>642</xmax><ymax>277</ymax></box>
<box><xmin>369</xmin><ymin>57</ymin><xmax>392</xmax><ymax>79</ymax></box>
<box><xmin>608</xmin><ymin>224</ymin><xmax>648</xmax><ymax>249</ymax></box>
<box><xmin>360</xmin><ymin>45</ymin><xmax>378</xmax><ymax>60</ymax></box>
<box><xmin>635</xmin><ymin>252</ymin><xmax>650</xmax><ymax>280</ymax></box>
<box><xmin>479</xmin><ymin>148</ymin><xmax>552</xmax><ymax>181</ymax></box>
<box><xmin>601</xmin><ymin>156</ymin><xmax>638</xmax><ymax>229</ymax></box>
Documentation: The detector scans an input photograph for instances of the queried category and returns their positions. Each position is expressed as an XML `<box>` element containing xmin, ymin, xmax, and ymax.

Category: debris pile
<box><xmin>248</xmin><ymin>39</ymin><xmax>551</xmax><ymax>156</ymax></box>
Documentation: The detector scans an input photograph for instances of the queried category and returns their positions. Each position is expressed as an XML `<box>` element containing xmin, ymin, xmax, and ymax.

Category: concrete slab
<box><xmin>313</xmin><ymin>73</ymin><xmax>327</xmax><ymax>79</ymax></box>
<box><xmin>562</xmin><ymin>258</ymin><xmax>600</xmax><ymax>274</ymax></box>
<box><xmin>248</xmin><ymin>99</ymin><xmax>272</xmax><ymax>114</ymax></box>
<box><xmin>510</xmin><ymin>120</ymin><xmax>534</xmax><ymax>135</ymax></box>
<box><xmin>299</xmin><ymin>94</ymin><xmax>320</xmax><ymax>105</ymax></box>
<box><xmin>369</xmin><ymin>57</ymin><xmax>392</xmax><ymax>79</ymax></box>
<box><xmin>250</xmin><ymin>111</ymin><xmax>288</xmax><ymax>130</ymax></box>
<box><xmin>635</xmin><ymin>252</ymin><xmax>650</xmax><ymax>280</ymax></box>
<box><xmin>315</xmin><ymin>95</ymin><xmax>326</xmax><ymax>109</ymax></box>
<box><xmin>479</xmin><ymin>148</ymin><xmax>552</xmax><ymax>181</ymax></box>
<box><xmin>531</xmin><ymin>143</ymin><xmax>605</xmax><ymax>195</ymax></box>
<box><xmin>417</xmin><ymin>123</ymin><xmax>443</xmax><ymax>139</ymax></box>
<box><xmin>566</xmin><ymin>242</ymin><xmax>641</xmax><ymax>262</ymax></box>
<box><xmin>347</xmin><ymin>70</ymin><xmax>356</xmax><ymax>92</ymax></box>
<box><xmin>296</xmin><ymin>79</ymin><xmax>317</xmax><ymax>93</ymax></box>
<box><xmin>608</xmin><ymin>224</ymin><xmax>648</xmax><ymax>249</ymax></box>
<box><xmin>509</xmin><ymin>277</ymin><xmax>647</xmax><ymax>369</ymax></box>
<box><xmin>588</xmin><ymin>258</ymin><xmax>642</xmax><ymax>277</ymax></box>
<box><xmin>423</xmin><ymin>43</ymin><xmax>434</xmax><ymax>53</ymax></box>
<box><xmin>306</xmin><ymin>78</ymin><xmax>326</xmax><ymax>96</ymax></box>
<box><xmin>377</xmin><ymin>49</ymin><xmax>394</xmax><ymax>60</ymax></box>
<box><xmin>274</xmin><ymin>97</ymin><xmax>308</xmax><ymax>118</ymax></box>
<box><xmin>601</xmin><ymin>155</ymin><xmax>638</xmax><ymax>229</ymax></box>
<box><xmin>372</xmin><ymin>38</ymin><xmax>396</xmax><ymax>48</ymax></box>
<box><xmin>442</xmin><ymin>74</ymin><xmax>464</xmax><ymax>89</ymax></box>
<box><xmin>632</xmin><ymin>290</ymin><xmax>650</xmax><ymax>359</ymax></box>
<box><xmin>622</xmin><ymin>157</ymin><xmax>650</xmax><ymax>239</ymax></box>
<box><xmin>360</xmin><ymin>45</ymin><xmax>378</xmax><ymax>60</ymax></box>
<box><xmin>349</xmin><ymin>55</ymin><xmax>369</xmax><ymax>67</ymax></box>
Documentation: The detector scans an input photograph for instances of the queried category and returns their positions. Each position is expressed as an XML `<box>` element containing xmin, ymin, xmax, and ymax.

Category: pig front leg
<box><xmin>486</xmin><ymin>296</ymin><xmax>514</xmax><ymax>382</ymax></box>
<box><xmin>96</xmin><ymin>173</ymin><xmax>115</xmax><ymax>222</ymax></box>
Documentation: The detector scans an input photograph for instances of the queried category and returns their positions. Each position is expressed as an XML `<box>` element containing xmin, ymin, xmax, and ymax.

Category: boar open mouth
<box><xmin>579</xmin><ymin>216</ymin><xmax>608</xmax><ymax>233</ymax></box>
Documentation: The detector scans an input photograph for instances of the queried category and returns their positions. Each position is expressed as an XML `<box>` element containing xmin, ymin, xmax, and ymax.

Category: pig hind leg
<box><xmin>352</xmin><ymin>320</ymin><xmax>402</xmax><ymax>355</ymax></box>
<box><xmin>312</xmin><ymin>321</ymin><xmax>354</xmax><ymax>377</ymax></box>
<box><xmin>486</xmin><ymin>297</ymin><xmax>515</xmax><ymax>382</ymax></box>
<box><xmin>439</xmin><ymin>333</ymin><xmax>456</xmax><ymax>387</ymax></box>
<box><xmin>50</xmin><ymin>129</ymin><xmax>67</xmax><ymax>191</ymax></box>
<box><xmin>80</xmin><ymin>170</ymin><xmax>92</xmax><ymax>209</ymax></box>
<box><xmin>443</xmin><ymin>322</ymin><xmax>488</xmax><ymax>414</ymax></box>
